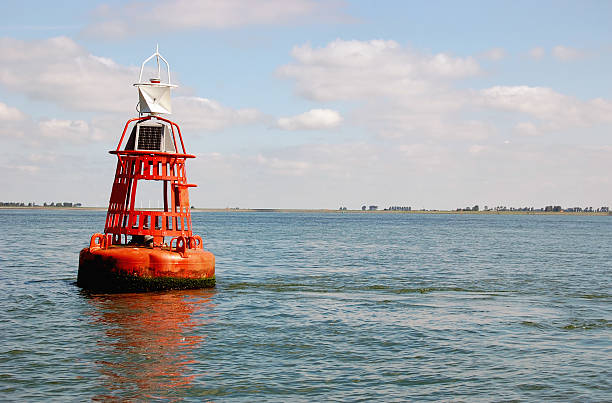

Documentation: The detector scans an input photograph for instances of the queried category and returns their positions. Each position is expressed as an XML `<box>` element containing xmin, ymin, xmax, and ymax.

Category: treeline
<box><xmin>1</xmin><ymin>201</ymin><xmax>82</xmax><ymax>207</ymax></box>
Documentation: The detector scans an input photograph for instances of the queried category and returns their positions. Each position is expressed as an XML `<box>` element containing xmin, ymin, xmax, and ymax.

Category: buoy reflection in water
<box><xmin>85</xmin><ymin>290</ymin><xmax>216</xmax><ymax>401</ymax></box>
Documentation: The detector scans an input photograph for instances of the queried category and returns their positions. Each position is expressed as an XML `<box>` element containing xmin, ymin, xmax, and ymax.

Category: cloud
<box><xmin>372</xmin><ymin>112</ymin><xmax>495</xmax><ymax>141</ymax></box>
<box><xmin>276</xmin><ymin>108</ymin><xmax>342</xmax><ymax>130</ymax></box>
<box><xmin>0</xmin><ymin>103</ymin><xmax>30</xmax><ymax>138</ymax></box>
<box><xmin>514</xmin><ymin>122</ymin><xmax>541</xmax><ymax>137</ymax></box>
<box><xmin>0</xmin><ymin>101</ymin><xmax>26</xmax><ymax>121</ymax></box>
<box><xmin>528</xmin><ymin>46</ymin><xmax>583</xmax><ymax>61</ymax></box>
<box><xmin>0</xmin><ymin>37</ymin><xmax>136</xmax><ymax>113</ymax></box>
<box><xmin>184</xmin><ymin>141</ymin><xmax>612</xmax><ymax>209</ymax></box>
<box><xmin>15</xmin><ymin>165</ymin><xmax>40</xmax><ymax>174</ymax></box>
<box><xmin>255</xmin><ymin>154</ymin><xmax>311</xmax><ymax>176</ymax></box>
<box><xmin>83</xmin><ymin>0</ymin><xmax>348</xmax><ymax>38</ymax></box>
<box><xmin>6</xmin><ymin>96</ymin><xmax>263</xmax><ymax>146</ymax></box>
<box><xmin>0</xmin><ymin>115</ymin><xmax>107</xmax><ymax>146</ymax></box>
<box><xmin>38</xmin><ymin>119</ymin><xmax>89</xmax><ymax>139</ymax></box>
<box><xmin>278</xmin><ymin>39</ymin><xmax>485</xmax><ymax>139</ymax></box>
<box><xmin>279</xmin><ymin>39</ymin><xmax>480</xmax><ymax>102</ymax></box>
<box><xmin>279</xmin><ymin>38</ymin><xmax>612</xmax><ymax>150</ymax></box>
<box><xmin>28</xmin><ymin>153</ymin><xmax>58</xmax><ymax>164</ymax></box>
<box><xmin>479</xmin><ymin>85</ymin><xmax>612</xmax><ymax>128</ymax></box>
<box><xmin>481</xmin><ymin>48</ymin><xmax>506</xmax><ymax>61</ymax></box>
<box><xmin>249</xmin><ymin>142</ymin><xmax>382</xmax><ymax>179</ymax></box>
<box><xmin>552</xmin><ymin>45</ymin><xmax>583</xmax><ymax>61</ymax></box>
<box><xmin>468</xmin><ymin>144</ymin><xmax>489</xmax><ymax>155</ymax></box>
<box><xmin>173</xmin><ymin>96</ymin><xmax>261</xmax><ymax>131</ymax></box>
<box><xmin>528</xmin><ymin>47</ymin><xmax>545</xmax><ymax>60</ymax></box>
<box><xmin>0</xmin><ymin>37</ymin><xmax>263</xmax><ymax>141</ymax></box>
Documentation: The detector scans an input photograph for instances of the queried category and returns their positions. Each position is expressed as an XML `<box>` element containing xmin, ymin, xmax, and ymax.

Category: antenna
<box><xmin>156</xmin><ymin>43</ymin><xmax>161</xmax><ymax>81</ymax></box>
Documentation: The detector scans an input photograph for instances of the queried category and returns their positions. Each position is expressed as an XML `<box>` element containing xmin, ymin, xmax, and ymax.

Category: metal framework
<box><xmin>104</xmin><ymin>115</ymin><xmax>196</xmax><ymax>246</ymax></box>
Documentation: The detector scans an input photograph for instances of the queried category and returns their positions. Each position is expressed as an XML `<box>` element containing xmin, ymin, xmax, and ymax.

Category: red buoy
<box><xmin>78</xmin><ymin>47</ymin><xmax>215</xmax><ymax>292</ymax></box>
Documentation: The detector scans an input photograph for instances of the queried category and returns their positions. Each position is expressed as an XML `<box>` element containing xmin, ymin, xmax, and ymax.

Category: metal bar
<box><xmin>151</xmin><ymin>115</ymin><xmax>186</xmax><ymax>154</ymax></box>
<box><xmin>174</xmin><ymin>122</ymin><xmax>186</xmax><ymax>154</ymax></box>
<box><xmin>110</xmin><ymin>150</ymin><xmax>195</xmax><ymax>158</ymax></box>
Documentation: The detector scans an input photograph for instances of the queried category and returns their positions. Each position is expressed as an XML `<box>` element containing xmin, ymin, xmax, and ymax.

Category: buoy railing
<box><xmin>105</xmin><ymin>209</ymin><xmax>192</xmax><ymax>237</ymax></box>
<box><xmin>89</xmin><ymin>233</ymin><xmax>204</xmax><ymax>253</ymax></box>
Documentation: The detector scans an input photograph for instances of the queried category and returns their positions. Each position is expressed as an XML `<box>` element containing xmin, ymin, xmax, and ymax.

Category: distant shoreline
<box><xmin>1</xmin><ymin>206</ymin><xmax>610</xmax><ymax>216</ymax></box>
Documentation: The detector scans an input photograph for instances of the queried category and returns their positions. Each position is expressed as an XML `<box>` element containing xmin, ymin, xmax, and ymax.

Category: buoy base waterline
<box><xmin>78</xmin><ymin>242</ymin><xmax>215</xmax><ymax>293</ymax></box>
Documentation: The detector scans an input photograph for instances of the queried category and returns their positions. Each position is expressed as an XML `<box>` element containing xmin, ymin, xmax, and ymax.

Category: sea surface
<box><xmin>0</xmin><ymin>210</ymin><xmax>610</xmax><ymax>401</ymax></box>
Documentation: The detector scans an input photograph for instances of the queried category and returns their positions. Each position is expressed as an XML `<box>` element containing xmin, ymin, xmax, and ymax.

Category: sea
<box><xmin>0</xmin><ymin>209</ymin><xmax>610</xmax><ymax>401</ymax></box>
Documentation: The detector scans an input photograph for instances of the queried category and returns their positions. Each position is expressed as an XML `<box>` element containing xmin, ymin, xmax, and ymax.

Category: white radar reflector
<box><xmin>134</xmin><ymin>45</ymin><xmax>177</xmax><ymax>115</ymax></box>
<box><xmin>138</xmin><ymin>85</ymin><xmax>172</xmax><ymax>114</ymax></box>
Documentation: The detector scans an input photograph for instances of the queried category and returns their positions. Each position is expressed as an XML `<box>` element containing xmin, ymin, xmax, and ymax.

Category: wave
<box><xmin>223</xmin><ymin>281</ymin><xmax>512</xmax><ymax>295</ymax></box>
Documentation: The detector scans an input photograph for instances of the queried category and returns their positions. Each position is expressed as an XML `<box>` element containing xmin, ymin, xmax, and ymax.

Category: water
<box><xmin>0</xmin><ymin>210</ymin><xmax>610</xmax><ymax>401</ymax></box>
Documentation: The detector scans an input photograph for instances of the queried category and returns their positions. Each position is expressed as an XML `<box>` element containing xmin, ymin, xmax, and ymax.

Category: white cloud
<box><xmin>184</xmin><ymin>141</ymin><xmax>612</xmax><ymax>209</ymax></box>
<box><xmin>0</xmin><ymin>101</ymin><xmax>26</xmax><ymax>121</ymax></box>
<box><xmin>370</xmin><ymin>109</ymin><xmax>495</xmax><ymax>141</ymax></box>
<box><xmin>15</xmin><ymin>165</ymin><xmax>40</xmax><ymax>174</ymax></box>
<box><xmin>479</xmin><ymin>85</ymin><xmax>612</xmax><ymax>128</ymax></box>
<box><xmin>247</xmin><ymin>142</ymin><xmax>383</xmax><ymax>181</ymax></box>
<box><xmin>279</xmin><ymin>39</ymin><xmax>480</xmax><ymax>102</ymax></box>
<box><xmin>84</xmin><ymin>0</ymin><xmax>347</xmax><ymax>38</ymax></box>
<box><xmin>0</xmin><ymin>37</ymin><xmax>136</xmax><ymax>113</ymax></box>
<box><xmin>281</xmin><ymin>39</ymin><xmax>608</xmax><ymax>141</ymax></box>
<box><xmin>38</xmin><ymin>119</ymin><xmax>90</xmax><ymax>139</ymax></box>
<box><xmin>397</xmin><ymin>143</ymin><xmax>451</xmax><ymax>169</ymax></box>
<box><xmin>256</xmin><ymin>154</ymin><xmax>311</xmax><ymax>176</ymax></box>
<box><xmin>481</xmin><ymin>48</ymin><xmax>506</xmax><ymax>61</ymax></box>
<box><xmin>528</xmin><ymin>47</ymin><xmax>545</xmax><ymax>59</ymax></box>
<box><xmin>276</xmin><ymin>108</ymin><xmax>342</xmax><ymax>130</ymax></box>
<box><xmin>0</xmin><ymin>37</ymin><xmax>262</xmax><ymax>140</ymax></box>
<box><xmin>173</xmin><ymin>96</ymin><xmax>261</xmax><ymax>131</ymax></box>
<box><xmin>528</xmin><ymin>46</ymin><xmax>582</xmax><ymax>61</ymax></box>
<box><xmin>278</xmin><ymin>39</ymin><xmax>484</xmax><ymax>139</ymax></box>
<box><xmin>514</xmin><ymin>122</ymin><xmax>541</xmax><ymax>137</ymax></box>
<box><xmin>468</xmin><ymin>144</ymin><xmax>489</xmax><ymax>155</ymax></box>
<box><xmin>28</xmin><ymin>153</ymin><xmax>58</xmax><ymax>163</ymax></box>
<box><xmin>552</xmin><ymin>45</ymin><xmax>583</xmax><ymax>61</ymax></box>
<box><xmin>278</xmin><ymin>38</ymin><xmax>612</xmax><ymax>152</ymax></box>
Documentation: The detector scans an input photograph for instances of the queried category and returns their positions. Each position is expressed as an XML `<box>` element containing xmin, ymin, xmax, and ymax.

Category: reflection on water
<box><xmin>85</xmin><ymin>290</ymin><xmax>216</xmax><ymax>401</ymax></box>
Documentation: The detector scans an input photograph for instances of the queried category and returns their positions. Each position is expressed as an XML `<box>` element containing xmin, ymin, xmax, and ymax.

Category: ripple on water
<box><xmin>0</xmin><ymin>211</ymin><xmax>610</xmax><ymax>401</ymax></box>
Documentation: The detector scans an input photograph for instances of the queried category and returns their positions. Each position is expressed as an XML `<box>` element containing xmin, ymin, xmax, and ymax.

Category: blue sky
<box><xmin>1</xmin><ymin>0</ymin><xmax>611</xmax><ymax>209</ymax></box>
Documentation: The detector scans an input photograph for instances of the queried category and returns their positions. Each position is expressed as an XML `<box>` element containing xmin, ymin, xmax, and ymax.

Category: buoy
<box><xmin>78</xmin><ymin>47</ymin><xmax>215</xmax><ymax>292</ymax></box>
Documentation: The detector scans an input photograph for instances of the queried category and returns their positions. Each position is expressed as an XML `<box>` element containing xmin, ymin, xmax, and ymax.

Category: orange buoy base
<box><xmin>78</xmin><ymin>243</ymin><xmax>215</xmax><ymax>293</ymax></box>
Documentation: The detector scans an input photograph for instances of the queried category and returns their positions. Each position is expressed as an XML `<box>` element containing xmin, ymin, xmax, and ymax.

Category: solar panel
<box><xmin>137</xmin><ymin>126</ymin><xmax>163</xmax><ymax>151</ymax></box>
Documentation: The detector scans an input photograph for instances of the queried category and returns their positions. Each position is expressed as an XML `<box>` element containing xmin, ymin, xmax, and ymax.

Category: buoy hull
<box><xmin>78</xmin><ymin>246</ymin><xmax>215</xmax><ymax>293</ymax></box>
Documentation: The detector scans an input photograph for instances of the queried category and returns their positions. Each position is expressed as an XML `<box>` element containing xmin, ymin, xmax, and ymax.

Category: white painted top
<box><xmin>134</xmin><ymin>45</ymin><xmax>177</xmax><ymax>115</ymax></box>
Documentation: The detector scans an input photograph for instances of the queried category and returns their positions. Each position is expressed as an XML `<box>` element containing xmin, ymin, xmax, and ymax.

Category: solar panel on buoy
<box><xmin>137</xmin><ymin>125</ymin><xmax>163</xmax><ymax>150</ymax></box>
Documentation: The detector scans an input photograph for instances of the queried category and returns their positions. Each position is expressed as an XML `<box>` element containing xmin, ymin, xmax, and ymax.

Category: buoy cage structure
<box><xmin>78</xmin><ymin>48</ymin><xmax>215</xmax><ymax>293</ymax></box>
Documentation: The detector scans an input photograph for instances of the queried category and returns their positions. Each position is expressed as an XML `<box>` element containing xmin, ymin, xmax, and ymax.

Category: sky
<box><xmin>0</xmin><ymin>0</ymin><xmax>611</xmax><ymax>209</ymax></box>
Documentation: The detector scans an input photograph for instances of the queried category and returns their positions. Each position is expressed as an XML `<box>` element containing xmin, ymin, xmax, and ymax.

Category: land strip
<box><xmin>1</xmin><ymin>206</ymin><xmax>610</xmax><ymax>215</ymax></box>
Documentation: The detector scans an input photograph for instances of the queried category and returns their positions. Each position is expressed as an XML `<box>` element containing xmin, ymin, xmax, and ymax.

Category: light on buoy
<box><xmin>77</xmin><ymin>47</ymin><xmax>215</xmax><ymax>293</ymax></box>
